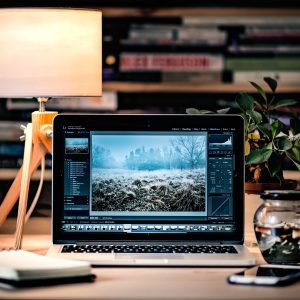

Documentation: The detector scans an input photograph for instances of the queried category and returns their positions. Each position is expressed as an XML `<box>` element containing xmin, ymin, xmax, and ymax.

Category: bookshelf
<box><xmin>100</xmin><ymin>7</ymin><xmax>300</xmax><ymax>17</ymax></box>
<box><xmin>99</xmin><ymin>5</ymin><xmax>300</xmax><ymax>101</ymax></box>
<box><xmin>1</xmin><ymin>2</ymin><xmax>300</xmax><ymax>187</ymax></box>
<box><xmin>103</xmin><ymin>82</ymin><xmax>300</xmax><ymax>93</ymax></box>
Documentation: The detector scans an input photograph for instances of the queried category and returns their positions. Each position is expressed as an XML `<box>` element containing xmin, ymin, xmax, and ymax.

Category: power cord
<box><xmin>25</xmin><ymin>156</ymin><xmax>45</xmax><ymax>223</ymax></box>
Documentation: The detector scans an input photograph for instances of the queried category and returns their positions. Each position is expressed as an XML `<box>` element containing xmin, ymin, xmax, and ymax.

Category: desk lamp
<box><xmin>0</xmin><ymin>8</ymin><xmax>102</xmax><ymax>249</ymax></box>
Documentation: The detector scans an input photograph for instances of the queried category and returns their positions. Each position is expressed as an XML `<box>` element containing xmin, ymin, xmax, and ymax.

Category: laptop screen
<box><xmin>53</xmin><ymin>114</ymin><xmax>244</xmax><ymax>242</ymax></box>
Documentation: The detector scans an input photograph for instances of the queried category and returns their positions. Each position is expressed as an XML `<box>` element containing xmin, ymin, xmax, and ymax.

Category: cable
<box><xmin>25</xmin><ymin>156</ymin><xmax>45</xmax><ymax>223</ymax></box>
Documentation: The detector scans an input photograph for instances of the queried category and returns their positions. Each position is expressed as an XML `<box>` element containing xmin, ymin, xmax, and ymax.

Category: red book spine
<box><xmin>120</xmin><ymin>53</ymin><xmax>223</xmax><ymax>72</ymax></box>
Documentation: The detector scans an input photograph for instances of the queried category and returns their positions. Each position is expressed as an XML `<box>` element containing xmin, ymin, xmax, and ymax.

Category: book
<box><xmin>233</xmin><ymin>71</ymin><xmax>300</xmax><ymax>84</ymax></box>
<box><xmin>162</xmin><ymin>71</ymin><xmax>222</xmax><ymax>83</ymax></box>
<box><xmin>228</xmin><ymin>45</ymin><xmax>300</xmax><ymax>54</ymax></box>
<box><xmin>244</xmin><ymin>27</ymin><xmax>300</xmax><ymax>41</ymax></box>
<box><xmin>121</xmin><ymin>38</ymin><xmax>225</xmax><ymax>47</ymax></box>
<box><xmin>0</xmin><ymin>121</ymin><xmax>23</xmax><ymax>141</ymax></box>
<box><xmin>183</xmin><ymin>16</ymin><xmax>300</xmax><ymax>26</ymax></box>
<box><xmin>120</xmin><ymin>53</ymin><xmax>224</xmax><ymax>72</ymax></box>
<box><xmin>127</xmin><ymin>24</ymin><xmax>226</xmax><ymax>46</ymax></box>
<box><xmin>0</xmin><ymin>250</ymin><xmax>93</xmax><ymax>282</ymax></box>
<box><xmin>225</xmin><ymin>57</ymin><xmax>300</xmax><ymax>71</ymax></box>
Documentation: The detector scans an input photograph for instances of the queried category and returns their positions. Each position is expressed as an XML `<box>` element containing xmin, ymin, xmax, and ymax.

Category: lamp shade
<box><xmin>0</xmin><ymin>8</ymin><xmax>102</xmax><ymax>98</ymax></box>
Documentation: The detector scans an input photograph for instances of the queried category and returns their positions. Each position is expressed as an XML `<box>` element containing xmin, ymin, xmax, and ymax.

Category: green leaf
<box><xmin>275</xmin><ymin>137</ymin><xmax>293</xmax><ymax>151</ymax></box>
<box><xmin>249</xmin><ymin>111</ymin><xmax>262</xmax><ymax>125</ymax></box>
<box><xmin>236</xmin><ymin>92</ymin><xmax>254</xmax><ymax>112</ymax></box>
<box><xmin>286</xmin><ymin>151</ymin><xmax>300</xmax><ymax>171</ymax></box>
<box><xmin>291</xmin><ymin>142</ymin><xmax>300</xmax><ymax>161</ymax></box>
<box><xmin>295</xmin><ymin>138</ymin><xmax>300</xmax><ymax>149</ymax></box>
<box><xmin>275</xmin><ymin>132</ymin><xmax>288</xmax><ymax>138</ymax></box>
<box><xmin>290</xmin><ymin>118</ymin><xmax>300</xmax><ymax>135</ymax></box>
<box><xmin>285</xmin><ymin>138</ymin><xmax>300</xmax><ymax>170</ymax></box>
<box><xmin>216</xmin><ymin>107</ymin><xmax>230</xmax><ymax>114</ymax></box>
<box><xmin>265</xmin><ymin>142</ymin><xmax>273</xmax><ymax>150</ymax></box>
<box><xmin>186</xmin><ymin>108</ymin><xmax>201</xmax><ymax>114</ymax></box>
<box><xmin>271</xmin><ymin>119</ymin><xmax>284</xmax><ymax>138</ymax></box>
<box><xmin>254</xmin><ymin>99</ymin><xmax>265</xmax><ymax>109</ymax></box>
<box><xmin>250</xmin><ymin>81</ymin><xmax>267</xmax><ymax>102</ymax></box>
<box><xmin>246</xmin><ymin>149</ymin><xmax>272</xmax><ymax>165</ymax></box>
<box><xmin>264</xmin><ymin>77</ymin><xmax>277</xmax><ymax>93</ymax></box>
<box><xmin>257</xmin><ymin>124</ymin><xmax>272</xmax><ymax>140</ymax></box>
<box><xmin>248</xmin><ymin>124</ymin><xmax>257</xmax><ymax>133</ymax></box>
<box><xmin>273</xmin><ymin>99</ymin><xmax>298</xmax><ymax>109</ymax></box>
<box><xmin>241</xmin><ymin>112</ymin><xmax>249</xmax><ymax>131</ymax></box>
<box><xmin>267</xmin><ymin>153</ymin><xmax>282</xmax><ymax>177</ymax></box>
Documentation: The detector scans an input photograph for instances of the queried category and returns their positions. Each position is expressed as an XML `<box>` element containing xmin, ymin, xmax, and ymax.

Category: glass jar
<box><xmin>254</xmin><ymin>190</ymin><xmax>300</xmax><ymax>265</ymax></box>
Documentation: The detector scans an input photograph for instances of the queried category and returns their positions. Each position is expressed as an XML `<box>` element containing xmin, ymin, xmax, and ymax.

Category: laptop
<box><xmin>47</xmin><ymin>114</ymin><xmax>255</xmax><ymax>266</ymax></box>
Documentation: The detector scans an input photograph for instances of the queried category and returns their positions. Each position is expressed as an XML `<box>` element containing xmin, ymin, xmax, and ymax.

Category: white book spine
<box><xmin>183</xmin><ymin>16</ymin><xmax>300</xmax><ymax>26</ymax></box>
<box><xmin>233</xmin><ymin>71</ymin><xmax>300</xmax><ymax>84</ymax></box>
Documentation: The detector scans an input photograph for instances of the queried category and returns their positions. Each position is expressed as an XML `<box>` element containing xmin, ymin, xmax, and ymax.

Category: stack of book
<box><xmin>103</xmin><ymin>16</ymin><xmax>300</xmax><ymax>84</ymax></box>
<box><xmin>103</xmin><ymin>18</ymin><xmax>227</xmax><ymax>83</ymax></box>
<box><xmin>223</xmin><ymin>16</ymin><xmax>300</xmax><ymax>84</ymax></box>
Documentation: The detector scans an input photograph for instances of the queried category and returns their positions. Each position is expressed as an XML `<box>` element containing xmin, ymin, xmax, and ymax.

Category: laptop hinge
<box><xmin>75</xmin><ymin>240</ymin><xmax>243</xmax><ymax>246</ymax></box>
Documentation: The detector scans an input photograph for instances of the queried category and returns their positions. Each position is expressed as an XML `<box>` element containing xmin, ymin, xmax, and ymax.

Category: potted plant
<box><xmin>187</xmin><ymin>77</ymin><xmax>300</xmax><ymax>193</ymax></box>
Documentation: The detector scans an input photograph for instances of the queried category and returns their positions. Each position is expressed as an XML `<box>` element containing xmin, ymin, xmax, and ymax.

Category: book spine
<box><xmin>177</xmin><ymin>29</ymin><xmax>226</xmax><ymax>41</ymax></box>
<box><xmin>233</xmin><ymin>71</ymin><xmax>300</xmax><ymax>84</ymax></box>
<box><xmin>121</xmin><ymin>38</ymin><xmax>226</xmax><ymax>47</ymax></box>
<box><xmin>120</xmin><ymin>53</ymin><xmax>224</xmax><ymax>72</ymax></box>
<box><xmin>162</xmin><ymin>71</ymin><xmax>222</xmax><ymax>83</ymax></box>
<box><xmin>129</xmin><ymin>28</ymin><xmax>174</xmax><ymax>40</ymax></box>
<box><xmin>225</xmin><ymin>57</ymin><xmax>300</xmax><ymax>71</ymax></box>
<box><xmin>128</xmin><ymin>26</ymin><xmax>226</xmax><ymax>42</ymax></box>
<box><xmin>111</xmin><ymin>71</ymin><xmax>226</xmax><ymax>83</ymax></box>
<box><xmin>183</xmin><ymin>16</ymin><xmax>300</xmax><ymax>26</ymax></box>
<box><xmin>0</xmin><ymin>121</ymin><xmax>23</xmax><ymax>141</ymax></box>
<box><xmin>244</xmin><ymin>27</ymin><xmax>300</xmax><ymax>40</ymax></box>
<box><xmin>228</xmin><ymin>45</ymin><xmax>300</xmax><ymax>54</ymax></box>
<box><xmin>126</xmin><ymin>24</ymin><xmax>227</xmax><ymax>47</ymax></box>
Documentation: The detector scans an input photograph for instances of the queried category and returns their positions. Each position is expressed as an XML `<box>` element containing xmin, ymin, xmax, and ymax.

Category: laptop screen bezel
<box><xmin>52</xmin><ymin>114</ymin><xmax>245</xmax><ymax>243</ymax></box>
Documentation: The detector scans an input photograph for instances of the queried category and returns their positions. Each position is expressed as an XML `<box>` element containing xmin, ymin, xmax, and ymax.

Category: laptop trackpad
<box><xmin>115</xmin><ymin>254</ymin><xmax>184</xmax><ymax>260</ymax></box>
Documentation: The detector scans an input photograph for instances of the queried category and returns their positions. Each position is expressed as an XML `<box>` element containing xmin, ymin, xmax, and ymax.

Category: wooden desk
<box><xmin>0</xmin><ymin>233</ymin><xmax>299</xmax><ymax>300</ymax></box>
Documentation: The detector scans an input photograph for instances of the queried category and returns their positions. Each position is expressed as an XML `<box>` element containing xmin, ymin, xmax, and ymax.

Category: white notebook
<box><xmin>0</xmin><ymin>250</ymin><xmax>92</xmax><ymax>281</ymax></box>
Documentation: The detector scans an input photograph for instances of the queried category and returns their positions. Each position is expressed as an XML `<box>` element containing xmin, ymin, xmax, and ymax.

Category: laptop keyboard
<box><xmin>62</xmin><ymin>244</ymin><xmax>237</xmax><ymax>254</ymax></box>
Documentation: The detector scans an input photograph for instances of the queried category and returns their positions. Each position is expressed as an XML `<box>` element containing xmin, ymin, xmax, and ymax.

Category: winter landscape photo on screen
<box><xmin>91</xmin><ymin>133</ymin><xmax>206</xmax><ymax>213</ymax></box>
<box><xmin>65</xmin><ymin>138</ymin><xmax>89</xmax><ymax>154</ymax></box>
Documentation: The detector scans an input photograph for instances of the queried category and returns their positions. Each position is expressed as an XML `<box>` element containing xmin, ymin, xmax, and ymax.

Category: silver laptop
<box><xmin>47</xmin><ymin>114</ymin><xmax>255</xmax><ymax>266</ymax></box>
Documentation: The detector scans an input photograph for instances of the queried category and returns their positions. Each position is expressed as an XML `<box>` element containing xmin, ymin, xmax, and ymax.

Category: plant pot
<box><xmin>245</xmin><ymin>180</ymin><xmax>297</xmax><ymax>195</ymax></box>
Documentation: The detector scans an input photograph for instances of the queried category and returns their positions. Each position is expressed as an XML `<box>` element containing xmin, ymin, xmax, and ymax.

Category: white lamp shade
<box><xmin>0</xmin><ymin>8</ymin><xmax>102</xmax><ymax>98</ymax></box>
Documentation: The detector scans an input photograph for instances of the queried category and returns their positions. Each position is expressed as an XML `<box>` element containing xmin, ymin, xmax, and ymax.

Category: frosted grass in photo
<box><xmin>91</xmin><ymin>134</ymin><xmax>206</xmax><ymax>213</ymax></box>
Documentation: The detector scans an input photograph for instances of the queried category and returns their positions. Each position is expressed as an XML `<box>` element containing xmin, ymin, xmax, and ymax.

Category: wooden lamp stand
<box><xmin>0</xmin><ymin>98</ymin><xmax>57</xmax><ymax>249</ymax></box>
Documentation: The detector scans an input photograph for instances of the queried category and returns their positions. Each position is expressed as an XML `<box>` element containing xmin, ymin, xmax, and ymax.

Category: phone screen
<box><xmin>228</xmin><ymin>265</ymin><xmax>300</xmax><ymax>286</ymax></box>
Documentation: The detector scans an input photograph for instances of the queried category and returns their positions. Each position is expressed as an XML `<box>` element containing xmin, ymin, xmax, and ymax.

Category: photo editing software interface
<box><xmin>62</xmin><ymin>125</ymin><xmax>236</xmax><ymax>234</ymax></box>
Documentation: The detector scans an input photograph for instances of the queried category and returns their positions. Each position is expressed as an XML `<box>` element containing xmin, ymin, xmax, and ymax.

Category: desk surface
<box><xmin>0</xmin><ymin>233</ymin><xmax>299</xmax><ymax>300</ymax></box>
<box><xmin>1</xmin><ymin>187</ymin><xmax>300</xmax><ymax>300</ymax></box>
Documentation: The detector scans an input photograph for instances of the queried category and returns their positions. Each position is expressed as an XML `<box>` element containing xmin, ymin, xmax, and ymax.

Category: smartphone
<box><xmin>228</xmin><ymin>265</ymin><xmax>300</xmax><ymax>286</ymax></box>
